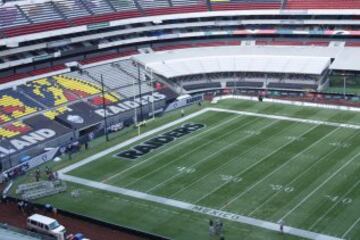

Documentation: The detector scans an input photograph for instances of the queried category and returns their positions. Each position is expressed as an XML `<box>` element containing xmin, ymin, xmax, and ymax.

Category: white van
<box><xmin>27</xmin><ymin>214</ymin><xmax>66</xmax><ymax>240</ymax></box>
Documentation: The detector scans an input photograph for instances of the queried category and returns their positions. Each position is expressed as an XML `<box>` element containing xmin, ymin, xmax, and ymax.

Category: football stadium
<box><xmin>0</xmin><ymin>0</ymin><xmax>360</xmax><ymax>239</ymax></box>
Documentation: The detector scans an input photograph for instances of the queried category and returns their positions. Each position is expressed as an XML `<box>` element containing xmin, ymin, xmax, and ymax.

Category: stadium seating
<box><xmin>82</xmin><ymin>0</ymin><xmax>114</xmax><ymax>15</ymax></box>
<box><xmin>267</xmin><ymin>82</ymin><xmax>318</xmax><ymax>90</ymax></box>
<box><xmin>116</xmin><ymin>83</ymin><xmax>155</xmax><ymax>98</ymax></box>
<box><xmin>345</xmin><ymin>41</ymin><xmax>360</xmax><ymax>47</ymax></box>
<box><xmin>286</xmin><ymin>0</ymin><xmax>360</xmax><ymax>9</ymax></box>
<box><xmin>211</xmin><ymin>0</ymin><xmax>281</xmax><ymax>11</ymax></box>
<box><xmin>226</xmin><ymin>81</ymin><xmax>264</xmax><ymax>88</ymax></box>
<box><xmin>183</xmin><ymin>82</ymin><xmax>221</xmax><ymax>91</ymax></box>
<box><xmin>43</xmin><ymin>106</ymin><xmax>68</xmax><ymax>120</ymax></box>
<box><xmin>2</xmin><ymin>20</ymin><xmax>70</xmax><ymax>37</ymax></box>
<box><xmin>0</xmin><ymin>121</ymin><xmax>32</xmax><ymax>139</ymax></box>
<box><xmin>54</xmin><ymin>75</ymin><xmax>102</xmax><ymax>98</ymax></box>
<box><xmin>0</xmin><ymin>113</ymin><xmax>12</xmax><ymax>124</ymax></box>
<box><xmin>0</xmin><ymin>89</ymin><xmax>41</xmax><ymax>119</ymax></box>
<box><xmin>67</xmin><ymin>61</ymin><xmax>137</xmax><ymax>90</ymax></box>
<box><xmin>0</xmin><ymin>6</ymin><xmax>30</xmax><ymax>29</ymax></box>
<box><xmin>0</xmin><ymin>65</ymin><xmax>66</xmax><ymax>85</ymax></box>
<box><xmin>19</xmin><ymin>78</ymin><xmax>78</xmax><ymax>107</ymax></box>
<box><xmin>256</xmin><ymin>40</ymin><xmax>330</xmax><ymax>46</ymax></box>
<box><xmin>88</xmin><ymin>92</ymin><xmax>121</xmax><ymax>106</ymax></box>
<box><xmin>20</xmin><ymin>2</ymin><xmax>62</xmax><ymax>23</ymax></box>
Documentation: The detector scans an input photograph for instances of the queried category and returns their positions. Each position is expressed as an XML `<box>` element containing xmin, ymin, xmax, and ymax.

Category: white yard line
<box><xmin>101</xmin><ymin>112</ymin><xmax>243</xmax><ymax>183</ymax></box>
<box><xmin>342</xmin><ymin>216</ymin><xmax>360</xmax><ymax>239</ymax></box>
<box><xmin>245</xmin><ymin>126</ymin><xmax>358</xmax><ymax>217</ymax></box>
<box><xmin>220</xmin><ymin>127</ymin><xmax>339</xmax><ymax>210</ymax></box>
<box><xmin>281</xmin><ymin>151</ymin><xmax>360</xmax><ymax>221</ymax></box>
<box><xmin>248</xmin><ymin>147</ymin><xmax>339</xmax><ymax>217</ymax></box>
<box><xmin>168</xmin><ymin>120</ymin><xmax>303</xmax><ymax>198</ymax></box>
<box><xmin>310</xmin><ymin>178</ymin><xmax>360</xmax><ymax>231</ymax></box>
<box><xmin>195</xmin><ymin>124</ymin><xmax>319</xmax><ymax>205</ymax></box>
<box><xmin>145</xmin><ymin>120</ymin><xmax>279</xmax><ymax>193</ymax></box>
<box><xmin>60</xmin><ymin>174</ymin><xmax>343</xmax><ymax>240</ymax></box>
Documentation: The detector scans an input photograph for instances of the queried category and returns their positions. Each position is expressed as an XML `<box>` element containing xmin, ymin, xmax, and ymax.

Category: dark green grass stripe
<box><xmin>309</xmin><ymin>178</ymin><xmax>360</xmax><ymax>235</ymax></box>
<box><xmin>244</xmin><ymin>128</ymin><xmax>359</xmax><ymax>220</ymax></box>
<box><xmin>145</xmin><ymin>119</ymin><xmax>295</xmax><ymax>196</ymax></box>
<box><xmin>268</xmin><ymin>139</ymin><xmax>360</xmax><ymax>225</ymax></box>
<box><xmin>105</xmin><ymin>114</ymin><xmax>263</xmax><ymax>186</ymax></box>
<box><xmin>69</xmin><ymin>111</ymin><xmax>238</xmax><ymax>181</ymax></box>
<box><xmin>280</xmin><ymin>147</ymin><xmax>360</xmax><ymax>232</ymax></box>
<box><xmin>197</xmin><ymin>124</ymin><xmax>335</xmax><ymax>208</ymax></box>
<box><xmin>120</xmin><ymin>115</ymin><xmax>269</xmax><ymax>189</ymax></box>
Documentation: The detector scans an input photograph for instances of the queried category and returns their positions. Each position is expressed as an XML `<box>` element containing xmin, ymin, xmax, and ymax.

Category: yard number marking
<box><xmin>270</xmin><ymin>184</ymin><xmax>294</xmax><ymax>193</ymax></box>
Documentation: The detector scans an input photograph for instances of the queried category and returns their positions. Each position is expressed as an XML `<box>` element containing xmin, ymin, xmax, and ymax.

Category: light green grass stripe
<box><xmin>122</xmin><ymin>115</ymin><xmax>262</xmax><ymax>188</ymax></box>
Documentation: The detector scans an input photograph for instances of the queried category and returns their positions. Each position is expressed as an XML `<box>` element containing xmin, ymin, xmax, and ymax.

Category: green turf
<box><xmin>13</xmin><ymin>100</ymin><xmax>360</xmax><ymax>240</ymax></box>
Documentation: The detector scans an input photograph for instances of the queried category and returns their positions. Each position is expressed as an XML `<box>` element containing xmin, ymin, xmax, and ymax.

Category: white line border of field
<box><xmin>58</xmin><ymin>107</ymin><xmax>359</xmax><ymax>240</ymax></box>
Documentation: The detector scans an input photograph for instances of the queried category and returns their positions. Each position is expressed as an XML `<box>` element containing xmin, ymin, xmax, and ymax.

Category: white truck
<box><xmin>27</xmin><ymin>214</ymin><xmax>66</xmax><ymax>240</ymax></box>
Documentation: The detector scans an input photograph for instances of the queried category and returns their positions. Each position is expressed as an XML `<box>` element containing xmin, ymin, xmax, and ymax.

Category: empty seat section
<box><xmin>54</xmin><ymin>0</ymin><xmax>91</xmax><ymax>19</ymax></box>
<box><xmin>0</xmin><ymin>122</ymin><xmax>32</xmax><ymax>139</ymax></box>
<box><xmin>67</xmin><ymin>63</ymin><xmax>133</xmax><ymax>90</ymax></box>
<box><xmin>138</xmin><ymin>0</ymin><xmax>170</xmax><ymax>9</ymax></box>
<box><xmin>43</xmin><ymin>106</ymin><xmax>68</xmax><ymax>120</ymax></box>
<box><xmin>54</xmin><ymin>75</ymin><xmax>102</xmax><ymax>98</ymax></box>
<box><xmin>0</xmin><ymin>89</ymin><xmax>41</xmax><ymax>119</ymax></box>
<box><xmin>20</xmin><ymin>2</ymin><xmax>62</xmax><ymax>23</ymax></box>
<box><xmin>286</xmin><ymin>0</ymin><xmax>360</xmax><ymax>9</ymax></box>
<box><xmin>211</xmin><ymin>0</ymin><xmax>281</xmax><ymax>11</ymax></box>
<box><xmin>226</xmin><ymin>81</ymin><xmax>263</xmax><ymax>88</ymax></box>
<box><xmin>116</xmin><ymin>82</ymin><xmax>154</xmax><ymax>98</ymax></box>
<box><xmin>3</xmin><ymin>20</ymin><xmax>70</xmax><ymax>37</ymax></box>
<box><xmin>19</xmin><ymin>78</ymin><xmax>78</xmax><ymax>107</ymax></box>
<box><xmin>88</xmin><ymin>92</ymin><xmax>121</xmax><ymax>106</ymax></box>
<box><xmin>172</xmin><ymin>0</ymin><xmax>206</xmax><ymax>6</ymax></box>
<box><xmin>81</xmin><ymin>0</ymin><xmax>114</xmax><ymax>14</ymax></box>
<box><xmin>0</xmin><ymin>6</ymin><xmax>30</xmax><ymax>29</ymax></box>
<box><xmin>0</xmin><ymin>112</ymin><xmax>12</xmax><ymax>124</ymax></box>
<box><xmin>267</xmin><ymin>82</ymin><xmax>317</xmax><ymax>90</ymax></box>
<box><xmin>183</xmin><ymin>82</ymin><xmax>221</xmax><ymax>91</ymax></box>
<box><xmin>108</xmin><ymin>0</ymin><xmax>137</xmax><ymax>11</ymax></box>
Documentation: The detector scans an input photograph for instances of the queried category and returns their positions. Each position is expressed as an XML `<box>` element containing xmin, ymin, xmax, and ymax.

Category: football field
<box><xmin>55</xmin><ymin>101</ymin><xmax>360</xmax><ymax>240</ymax></box>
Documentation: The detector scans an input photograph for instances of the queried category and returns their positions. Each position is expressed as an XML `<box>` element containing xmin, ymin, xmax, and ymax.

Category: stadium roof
<box><xmin>134</xmin><ymin>46</ymin><xmax>360</xmax><ymax>76</ymax></box>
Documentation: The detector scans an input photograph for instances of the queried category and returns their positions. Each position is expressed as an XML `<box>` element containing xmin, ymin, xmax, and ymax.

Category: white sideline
<box><xmin>59</xmin><ymin>174</ymin><xmax>342</xmax><ymax>240</ymax></box>
<box><xmin>58</xmin><ymin>106</ymin><xmax>360</xmax><ymax>240</ymax></box>
<box><xmin>212</xmin><ymin>95</ymin><xmax>360</xmax><ymax>113</ymax></box>
<box><xmin>208</xmin><ymin>107</ymin><xmax>360</xmax><ymax>129</ymax></box>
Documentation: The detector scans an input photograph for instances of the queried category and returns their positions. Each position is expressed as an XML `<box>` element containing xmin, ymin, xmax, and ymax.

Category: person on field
<box><xmin>208</xmin><ymin>218</ymin><xmax>214</xmax><ymax>236</ymax></box>
<box><xmin>279</xmin><ymin>219</ymin><xmax>284</xmax><ymax>234</ymax></box>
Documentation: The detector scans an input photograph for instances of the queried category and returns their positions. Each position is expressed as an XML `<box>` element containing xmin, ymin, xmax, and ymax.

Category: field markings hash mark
<box><xmin>122</xmin><ymin>114</ymin><xmax>258</xmax><ymax>188</ymax></box>
<box><xmin>219</xmin><ymin>127</ymin><xmax>340</xmax><ymax>211</ymax></box>
<box><xmin>309</xmin><ymin>178</ymin><xmax>360</xmax><ymax>231</ymax></box>
<box><xmin>145</xmin><ymin>120</ymin><xmax>280</xmax><ymax>193</ymax></box>
<box><xmin>281</xmin><ymin>151</ymin><xmax>360</xmax><ymax>221</ymax></box>
<box><xmin>168</xmin><ymin>121</ymin><xmax>306</xmax><ymax>199</ymax></box>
